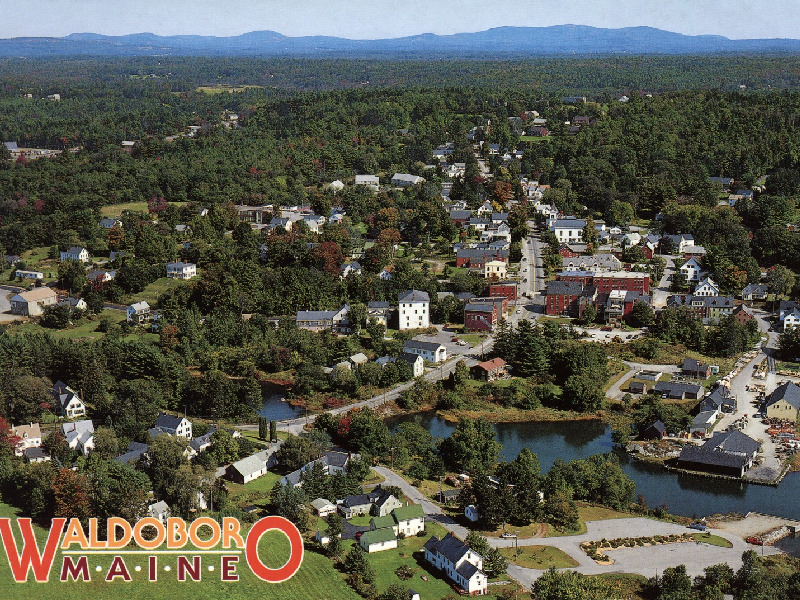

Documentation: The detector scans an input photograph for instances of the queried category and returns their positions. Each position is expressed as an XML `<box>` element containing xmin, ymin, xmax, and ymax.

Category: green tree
<box><xmin>438</xmin><ymin>417</ymin><xmax>501</xmax><ymax>472</ymax></box>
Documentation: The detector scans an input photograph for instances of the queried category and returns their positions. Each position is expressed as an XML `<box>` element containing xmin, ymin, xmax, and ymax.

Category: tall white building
<box><xmin>398</xmin><ymin>289</ymin><xmax>430</xmax><ymax>330</ymax></box>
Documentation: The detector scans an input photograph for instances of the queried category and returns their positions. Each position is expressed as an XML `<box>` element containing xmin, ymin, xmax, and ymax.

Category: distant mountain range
<box><xmin>2</xmin><ymin>26</ymin><xmax>800</xmax><ymax>58</ymax></box>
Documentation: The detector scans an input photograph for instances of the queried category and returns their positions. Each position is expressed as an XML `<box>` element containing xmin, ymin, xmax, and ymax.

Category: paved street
<box><xmin>651</xmin><ymin>255</ymin><xmax>677</xmax><ymax>309</ymax></box>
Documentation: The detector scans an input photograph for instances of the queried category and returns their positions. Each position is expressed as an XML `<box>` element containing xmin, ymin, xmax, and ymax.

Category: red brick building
<box><xmin>558</xmin><ymin>244</ymin><xmax>580</xmax><ymax>259</ymax></box>
<box><xmin>471</xmin><ymin>358</ymin><xmax>507</xmax><ymax>381</ymax></box>
<box><xmin>472</xmin><ymin>296</ymin><xmax>508</xmax><ymax>315</ymax></box>
<box><xmin>557</xmin><ymin>270</ymin><xmax>650</xmax><ymax>295</ymax></box>
<box><xmin>489</xmin><ymin>281</ymin><xmax>518</xmax><ymax>302</ymax></box>
<box><xmin>455</xmin><ymin>248</ymin><xmax>509</xmax><ymax>269</ymax></box>
<box><xmin>464</xmin><ymin>302</ymin><xmax>498</xmax><ymax>332</ymax></box>
<box><xmin>545</xmin><ymin>281</ymin><xmax>596</xmax><ymax>317</ymax></box>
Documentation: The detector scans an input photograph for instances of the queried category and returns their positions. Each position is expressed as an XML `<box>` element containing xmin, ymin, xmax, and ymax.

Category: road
<box><xmin>374</xmin><ymin>465</ymin><xmax>770</xmax><ymax>585</ymax></box>
<box><xmin>712</xmin><ymin>309</ymin><xmax>784</xmax><ymax>481</ymax></box>
<box><xmin>605</xmin><ymin>361</ymin><xmax>681</xmax><ymax>400</ymax></box>
<box><xmin>651</xmin><ymin>255</ymin><xmax>677</xmax><ymax>309</ymax></box>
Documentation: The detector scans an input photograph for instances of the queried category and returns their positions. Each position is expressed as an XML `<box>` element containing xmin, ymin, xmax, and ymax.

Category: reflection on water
<box><xmin>387</xmin><ymin>411</ymin><xmax>800</xmax><ymax>520</ymax></box>
<box><xmin>259</xmin><ymin>382</ymin><xmax>303</xmax><ymax>421</ymax></box>
<box><xmin>774</xmin><ymin>534</ymin><xmax>800</xmax><ymax>557</ymax></box>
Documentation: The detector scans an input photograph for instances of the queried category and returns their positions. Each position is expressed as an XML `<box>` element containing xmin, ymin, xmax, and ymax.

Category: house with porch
<box><xmin>424</xmin><ymin>533</ymin><xmax>488</xmax><ymax>595</ymax></box>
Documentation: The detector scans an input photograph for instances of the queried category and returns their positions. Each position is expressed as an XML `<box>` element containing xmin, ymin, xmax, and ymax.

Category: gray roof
<box><xmin>297</xmin><ymin>309</ymin><xmax>339</xmax><ymax>320</ymax></box>
<box><xmin>766</xmin><ymin>382</ymin><xmax>800</xmax><ymax>411</ymax></box>
<box><xmin>464</xmin><ymin>302</ymin><xmax>496</xmax><ymax>312</ymax></box>
<box><xmin>456</xmin><ymin>561</ymin><xmax>480</xmax><ymax>579</ymax></box>
<box><xmin>683</xmin><ymin>358</ymin><xmax>708</xmax><ymax>372</ymax></box>
<box><xmin>155</xmin><ymin>413</ymin><xmax>184</xmax><ymax>430</ymax></box>
<box><xmin>403</xmin><ymin>339</ymin><xmax>444</xmax><ymax>352</ymax></box>
<box><xmin>546</xmin><ymin>281</ymin><xmax>584</xmax><ymax>296</ymax></box>
<box><xmin>692</xmin><ymin>411</ymin><xmax>718</xmax><ymax>426</ymax></box>
<box><xmin>367</xmin><ymin>301</ymin><xmax>390</xmax><ymax>309</ymax></box>
<box><xmin>456</xmin><ymin>248</ymin><xmax>509</xmax><ymax>260</ymax></box>
<box><xmin>654</xmin><ymin>381</ymin><xmax>703</xmax><ymax>397</ymax></box>
<box><xmin>311</xmin><ymin>498</ymin><xmax>334</xmax><ymax>510</ymax></box>
<box><xmin>322</xmin><ymin>450</ymin><xmax>349</xmax><ymax>469</ymax></box>
<box><xmin>426</xmin><ymin>533</ymin><xmax>474</xmax><ymax>565</ymax></box>
<box><xmin>398</xmin><ymin>289</ymin><xmax>429</xmax><ymax>303</ymax></box>
<box><xmin>702</xmin><ymin>387</ymin><xmax>736</xmax><ymax>411</ymax></box>
<box><xmin>703</xmin><ymin>430</ymin><xmax>760</xmax><ymax>455</ymax></box>
<box><xmin>231</xmin><ymin>449</ymin><xmax>274</xmax><ymax>478</ymax></box>
<box><xmin>551</xmin><ymin>218</ymin><xmax>586</xmax><ymax>229</ymax></box>
<box><xmin>679</xmin><ymin>431</ymin><xmax>760</xmax><ymax>470</ymax></box>
<box><xmin>23</xmin><ymin>447</ymin><xmax>48</xmax><ymax>460</ymax></box>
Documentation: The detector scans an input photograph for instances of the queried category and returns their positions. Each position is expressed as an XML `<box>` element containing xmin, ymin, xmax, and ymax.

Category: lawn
<box><xmin>5</xmin><ymin>310</ymin><xmax>157</xmax><ymax>343</ymax></box>
<box><xmin>590</xmin><ymin>573</ymin><xmax>650</xmax><ymax>599</ymax></box>
<box><xmin>129</xmin><ymin>277</ymin><xmax>189</xmax><ymax>306</ymax></box>
<box><xmin>101</xmin><ymin>201</ymin><xmax>188</xmax><ymax>217</ymax></box>
<box><xmin>459</xmin><ymin>333</ymin><xmax>486</xmax><ymax>346</ymax></box>
<box><xmin>355</xmin><ymin>522</ymin><xmax>457</xmax><ymax>599</ymax></box>
<box><xmin>226</xmin><ymin>471</ymin><xmax>283</xmax><ymax>511</ymax></box>
<box><xmin>0</xmin><ymin>501</ymin><xmax>359</xmax><ymax>600</ymax></box>
<box><xmin>690</xmin><ymin>532</ymin><xmax>732</xmax><ymax>548</ymax></box>
<box><xmin>499</xmin><ymin>545</ymin><xmax>578</xmax><ymax>569</ymax></box>
<box><xmin>578</xmin><ymin>503</ymin><xmax>633</xmax><ymax>522</ymax></box>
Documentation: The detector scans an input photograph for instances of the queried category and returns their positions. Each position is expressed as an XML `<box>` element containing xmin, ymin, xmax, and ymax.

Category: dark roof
<box><xmin>456</xmin><ymin>561</ymin><xmax>480</xmax><ymax>579</ymax></box>
<box><xmin>702</xmin><ymin>387</ymin><xmax>736</xmax><ymax>411</ymax></box>
<box><xmin>703</xmin><ymin>430</ymin><xmax>760</xmax><ymax>455</ymax></box>
<box><xmin>682</xmin><ymin>358</ymin><xmax>708</xmax><ymax>372</ymax></box>
<box><xmin>649</xmin><ymin>420</ymin><xmax>667</xmax><ymax>434</ymax></box>
<box><xmin>426</xmin><ymin>533</ymin><xmax>472</xmax><ymax>565</ymax></box>
<box><xmin>766</xmin><ymin>382</ymin><xmax>800</xmax><ymax>411</ymax></box>
<box><xmin>367</xmin><ymin>301</ymin><xmax>390</xmax><ymax>309</ymax></box>
<box><xmin>456</xmin><ymin>248</ymin><xmax>509</xmax><ymax>260</ymax></box>
<box><xmin>342</xmin><ymin>494</ymin><xmax>374</xmax><ymax>508</ymax></box>
<box><xmin>545</xmin><ymin>281</ymin><xmax>584</xmax><ymax>296</ymax></box>
<box><xmin>679</xmin><ymin>445</ymin><xmax>749</xmax><ymax>469</ymax></box>
<box><xmin>654</xmin><ymin>381</ymin><xmax>703</xmax><ymax>397</ymax></box>
<box><xmin>322</xmin><ymin>450</ymin><xmax>349</xmax><ymax>469</ymax></box>
<box><xmin>403</xmin><ymin>340</ymin><xmax>444</xmax><ymax>352</ymax></box>
<box><xmin>398</xmin><ymin>289</ymin><xmax>430</xmax><ymax>303</ymax></box>
<box><xmin>23</xmin><ymin>447</ymin><xmax>48</xmax><ymax>460</ymax></box>
<box><xmin>400</xmin><ymin>352</ymin><xmax>422</xmax><ymax>365</ymax></box>
<box><xmin>155</xmin><ymin>413</ymin><xmax>184</xmax><ymax>430</ymax></box>
<box><xmin>464</xmin><ymin>302</ymin><xmax>496</xmax><ymax>312</ymax></box>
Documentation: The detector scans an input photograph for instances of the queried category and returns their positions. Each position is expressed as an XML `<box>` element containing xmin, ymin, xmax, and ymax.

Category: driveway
<box><xmin>606</xmin><ymin>361</ymin><xmax>681</xmax><ymax>400</ymax></box>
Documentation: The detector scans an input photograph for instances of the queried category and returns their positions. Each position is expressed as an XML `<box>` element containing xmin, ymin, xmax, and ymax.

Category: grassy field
<box><xmin>590</xmin><ymin>573</ymin><xmax>650</xmax><ymax>599</ymax></box>
<box><xmin>101</xmin><ymin>201</ymin><xmax>188</xmax><ymax>217</ymax></box>
<box><xmin>499</xmin><ymin>545</ymin><xmax>578</xmax><ymax>569</ymax></box>
<box><xmin>0</xmin><ymin>501</ymin><xmax>359</xmax><ymax>600</ymax></box>
<box><xmin>225</xmin><ymin>471</ymin><xmax>283</xmax><ymax>511</ymax></box>
<box><xmin>196</xmin><ymin>85</ymin><xmax>263</xmax><ymax>94</ymax></box>
<box><xmin>350</xmin><ymin>522</ymin><xmax>458</xmax><ymax>599</ymax></box>
<box><xmin>690</xmin><ymin>532</ymin><xmax>732</xmax><ymax>547</ymax></box>
<box><xmin>130</xmin><ymin>277</ymin><xmax>189</xmax><ymax>306</ymax></box>
<box><xmin>5</xmin><ymin>310</ymin><xmax>158</xmax><ymax>343</ymax></box>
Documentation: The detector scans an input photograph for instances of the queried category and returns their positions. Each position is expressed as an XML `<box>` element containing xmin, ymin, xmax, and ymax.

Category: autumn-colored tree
<box><xmin>107</xmin><ymin>224</ymin><xmax>125</xmax><ymax>250</ymax></box>
<box><xmin>0</xmin><ymin>417</ymin><xmax>20</xmax><ymax>457</ymax></box>
<box><xmin>375</xmin><ymin>207</ymin><xmax>401</xmax><ymax>231</ymax></box>
<box><xmin>53</xmin><ymin>468</ymin><xmax>92</xmax><ymax>523</ymax></box>
<box><xmin>377</xmin><ymin>228</ymin><xmax>401</xmax><ymax>249</ymax></box>
<box><xmin>159</xmin><ymin>323</ymin><xmax>180</xmax><ymax>351</ymax></box>
<box><xmin>310</xmin><ymin>241</ymin><xmax>344</xmax><ymax>276</ymax></box>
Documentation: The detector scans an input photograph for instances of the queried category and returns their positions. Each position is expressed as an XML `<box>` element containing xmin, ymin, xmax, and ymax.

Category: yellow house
<box><xmin>765</xmin><ymin>381</ymin><xmax>800</xmax><ymax>421</ymax></box>
<box><xmin>484</xmin><ymin>260</ymin><xmax>507</xmax><ymax>280</ymax></box>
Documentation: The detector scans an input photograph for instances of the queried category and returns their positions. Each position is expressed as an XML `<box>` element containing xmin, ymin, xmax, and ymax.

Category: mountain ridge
<box><xmin>2</xmin><ymin>25</ymin><xmax>800</xmax><ymax>57</ymax></box>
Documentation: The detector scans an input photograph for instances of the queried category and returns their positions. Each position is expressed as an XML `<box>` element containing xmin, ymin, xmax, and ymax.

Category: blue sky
<box><xmin>0</xmin><ymin>0</ymin><xmax>797</xmax><ymax>40</ymax></box>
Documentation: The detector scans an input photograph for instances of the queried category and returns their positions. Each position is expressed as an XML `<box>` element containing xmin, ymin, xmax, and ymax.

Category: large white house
<box><xmin>398</xmin><ymin>289</ymin><xmax>430</xmax><ymax>330</ymax></box>
<box><xmin>9</xmin><ymin>287</ymin><xmax>57</xmax><ymax>316</ymax></box>
<box><xmin>402</xmin><ymin>339</ymin><xmax>447</xmax><ymax>363</ymax></box>
<box><xmin>166</xmin><ymin>261</ymin><xmax>197</xmax><ymax>280</ymax></box>
<box><xmin>424</xmin><ymin>533</ymin><xmax>488</xmax><ymax>595</ymax></box>
<box><xmin>354</xmin><ymin>174</ymin><xmax>380</xmax><ymax>190</ymax></box>
<box><xmin>391</xmin><ymin>173</ymin><xmax>425</xmax><ymax>187</ymax></box>
<box><xmin>550</xmin><ymin>218</ymin><xmax>586</xmax><ymax>244</ymax></box>
<box><xmin>60</xmin><ymin>246</ymin><xmax>90</xmax><ymax>263</ymax></box>
<box><xmin>51</xmin><ymin>381</ymin><xmax>86</xmax><ymax>418</ymax></box>
<box><xmin>679</xmin><ymin>257</ymin><xmax>703</xmax><ymax>283</ymax></box>
<box><xmin>694</xmin><ymin>276</ymin><xmax>720</xmax><ymax>297</ymax></box>
<box><xmin>127</xmin><ymin>300</ymin><xmax>152</xmax><ymax>323</ymax></box>
<box><xmin>149</xmin><ymin>413</ymin><xmax>193</xmax><ymax>440</ymax></box>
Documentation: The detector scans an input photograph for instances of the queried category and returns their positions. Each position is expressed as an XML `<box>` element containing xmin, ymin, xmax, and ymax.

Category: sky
<box><xmin>0</xmin><ymin>0</ymin><xmax>798</xmax><ymax>40</ymax></box>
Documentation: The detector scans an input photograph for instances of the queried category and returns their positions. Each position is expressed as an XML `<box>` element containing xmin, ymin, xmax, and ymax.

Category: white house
<box><xmin>311</xmin><ymin>498</ymin><xmax>337</xmax><ymax>518</ymax></box>
<box><xmin>359</xmin><ymin>528</ymin><xmax>398</xmax><ymax>553</ymax></box>
<box><xmin>148</xmin><ymin>501</ymin><xmax>170</xmax><ymax>525</ymax></box>
<box><xmin>398</xmin><ymin>289</ymin><xmax>430</xmax><ymax>330</ymax></box>
<box><xmin>354</xmin><ymin>174</ymin><xmax>380</xmax><ymax>190</ymax></box>
<box><xmin>51</xmin><ymin>381</ymin><xmax>86</xmax><ymax>418</ymax></box>
<box><xmin>391</xmin><ymin>173</ymin><xmax>425</xmax><ymax>187</ymax></box>
<box><xmin>680</xmin><ymin>257</ymin><xmax>703</xmax><ymax>283</ymax></box>
<box><xmin>401</xmin><ymin>352</ymin><xmax>425</xmax><ymax>378</ymax></box>
<box><xmin>99</xmin><ymin>218</ymin><xmax>122</xmax><ymax>229</ymax></box>
<box><xmin>302</xmin><ymin>214</ymin><xmax>326</xmax><ymax>233</ymax></box>
<box><xmin>403</xmin><ymin>339</ymin><xmax>446</xmax><ymax>363</ymax></box>
<box><xmin>126</xmin><ymin>300</ymin><xmax>151</xmax><ymax>323</ymax></box>
<box><xmin>424</xmin><ymin>533</ymin><xmax>487</xmax><ymax>595</ymax></box>
<box><xmin>60</xmin><ymin>246</ymin><xmax>90</xmax><ymax>263</ymax></box>
<box><xmin>327</xmin><ymin>180</ymin><xmax>345</xmax><ymax>193</ymax></box>
<box><xmin>694</xmin><ymin>277</ymin><xmax>720</xmax><ymax>297</ymax></box>
<box><xmin>10</xmin><ymin>423</ymin><xmax>42</xmax><ymax>456</ymax></box>
<box><xmin>550</xmin><ymin>218</ymin><xmax>586</xmax><ymax>244</ymax></box>
<box><xmin>9</xmin><ymin>287</ymin><xmax>58</xmax><ymax>316</ymax></box>
<box><xmin>166</xmin><ymin>261</ymin><xmax>197</xmax><ymax>280</ymax></box>
<box><xmin>226</xmin><ymin>447</ymin><xmax>279</xmax><ymax>484</ymax></box>
<box><xmin>150</xmin><ymin>413</ymin><xmax>193</xmax><ymax>439</ymax></box>
<box><xmin>14</xmin><ymin>270</ymin><xmax>44</xmax><ymax>280</ymax></box>
<box><xmin>392</xmin><ymin>504</ymin><xmax>425</xmax><ymax>536</ymax></box>
<box><xmin>62</xmin><ymin>420</ymin><xmax>95</xmax><ymax>455</ymax></box>
<box><xmin>784</xmin><ymin>308</ymin><xmax>800</xmax><ymax>332</ymax></box>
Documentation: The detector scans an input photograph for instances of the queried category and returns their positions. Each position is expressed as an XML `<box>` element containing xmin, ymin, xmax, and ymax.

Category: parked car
<box><xmin>500</xmin><ymin>532</ymin><xmax>517</xmax><ymax>539</ymax></box>
<box><xmin>746</xmin><ymin>536</ymin><xmax>763</xmax><ymax>546</ymax></box>
<box><xmin>688</xmin><ymin>522</ymin><xmax>707</xmax><ymax>531</ymax></box>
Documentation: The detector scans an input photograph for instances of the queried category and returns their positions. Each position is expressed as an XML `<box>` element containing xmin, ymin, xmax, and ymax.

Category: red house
<box><xmin>558</xmin><ymin>244</ymin><xmax>580</xmax><ymax>259</ymax></box>
<box><xmin>464</xmin><ymin>302</ymin><xmax>498</xmax><ymax>332</ymax></box>
<box><xmin>489</xmin><ymin>281</ymin><xmax>519</xmax><ymax>303</ymax></box>
<box><xmin>456</xmin><ymin>248</ymin><xmax>509</xmax><ymax>270</ymax></box>
<box><xmin>472</xmin><ymin>296</ymin><xmax>508</xmax><ymax>315</ymax></box>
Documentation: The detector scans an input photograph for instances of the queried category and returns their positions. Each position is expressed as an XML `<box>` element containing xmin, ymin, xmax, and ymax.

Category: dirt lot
<box><xmin>709</xmin><ymin>513</ymin><xmax>800</xmax><ymax>539</ymax></box>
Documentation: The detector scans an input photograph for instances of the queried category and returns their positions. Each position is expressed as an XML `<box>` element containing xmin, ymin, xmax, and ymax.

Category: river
<box><xmin>388</xmin><ymin>413</ymin><xmax>800</xmax><ymax>521</ymax></box>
